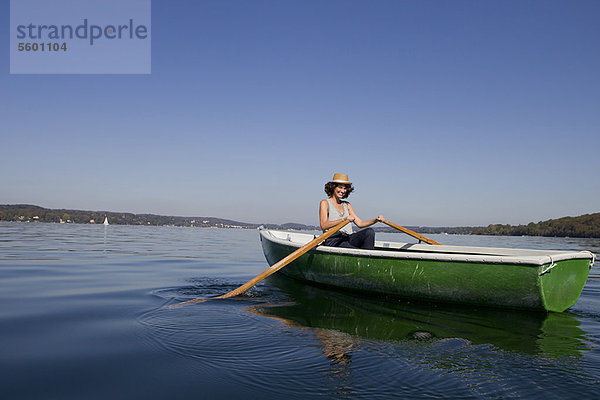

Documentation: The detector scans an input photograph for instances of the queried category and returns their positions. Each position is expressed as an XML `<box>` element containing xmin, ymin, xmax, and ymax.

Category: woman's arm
<box><xmin>347</xmin><ymin>203</ymin><xmax>385</xmax><ymax>228</ymax></box>
<box><xmin>319</xmin><ymin>199</ymin><xmax>354</xmax><ymax>231</ymax></box>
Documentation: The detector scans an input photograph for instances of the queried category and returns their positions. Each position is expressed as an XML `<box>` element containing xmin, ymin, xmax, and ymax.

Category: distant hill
<box><xmin>1</xmin><ymin>205</ymin><xmax>598</xmax><ymax>238</ymax></box>
<box><xmin>417</xmin><ymin>213</ymin><xmax>600</xmax><ymax>238</ymax></box>
<box><xmin>0</xmin><ymin>204</ymin><xmax>318</xmax><ymax>230</ymax></box>
<box><xmin>472</xmin><ymin>213</ymin><xmax>600</xmax><ymax>238</ymax></box>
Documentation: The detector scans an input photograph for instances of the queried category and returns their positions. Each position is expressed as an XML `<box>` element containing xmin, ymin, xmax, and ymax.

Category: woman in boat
<box><xmin>320</xmin><ymin>173</ymin><xmax>385</xmax><ymax>250</ymax></box>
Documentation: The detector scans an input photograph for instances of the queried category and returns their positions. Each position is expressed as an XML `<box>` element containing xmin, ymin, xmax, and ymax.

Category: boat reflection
<box><xmin>252</xmin><ymin>275</ymin><xmax>590</xmax><ymax>358</ymax></box>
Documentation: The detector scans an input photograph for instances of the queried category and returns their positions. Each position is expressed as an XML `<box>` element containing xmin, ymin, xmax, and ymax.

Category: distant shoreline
<box><xmin>0</xmin><ymin>204</ymin><xmax>315</xmax><ymax>231</ymax></box>
<box><xmin>1</xmin><ymin>204</ymin><xmax>599</xmax><ymax>238</ymax></box>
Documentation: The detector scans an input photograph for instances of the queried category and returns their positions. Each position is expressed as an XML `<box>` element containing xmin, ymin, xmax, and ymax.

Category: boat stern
<box><xmin>538</xmin><ymin>255</ymin><xmax>593</xmax><ymax>312</ymax></box>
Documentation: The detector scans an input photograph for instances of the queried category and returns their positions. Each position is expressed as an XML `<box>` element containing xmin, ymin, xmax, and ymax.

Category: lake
<box><xmin>0</xmin><ymin>222</ymin><xmax>598</xmax><ymax>399</ymax></box>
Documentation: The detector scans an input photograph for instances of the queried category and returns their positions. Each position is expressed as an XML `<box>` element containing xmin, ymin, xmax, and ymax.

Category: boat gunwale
<box><xmin>260</xmin><ymin>229</ymin><xmax>594</xmax><ymax>267</ymax></box>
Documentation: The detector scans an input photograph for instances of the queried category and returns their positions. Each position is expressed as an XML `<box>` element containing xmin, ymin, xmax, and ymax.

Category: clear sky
<box><xmin>2</xmin><ymin>0</ymin><xmax>599</xmax><ymax>226</ymax></box>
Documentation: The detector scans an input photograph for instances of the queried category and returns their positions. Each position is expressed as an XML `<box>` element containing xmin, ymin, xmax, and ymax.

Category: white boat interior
<box><xmin>260</xmin><ymin>229</ymin><xmax>595</xmax><ymax>267</ymax></box>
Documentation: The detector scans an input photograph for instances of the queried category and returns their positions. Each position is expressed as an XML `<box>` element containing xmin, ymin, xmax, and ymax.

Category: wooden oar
<box><xmin>382</xmin><ymin>220</ymin><xmax>441</xmax><ymax>245</ymax></box>
<box><xmin>172</xmin><ymin>220</ymin><xmax>351</xmax><ymax>307</ymax></box>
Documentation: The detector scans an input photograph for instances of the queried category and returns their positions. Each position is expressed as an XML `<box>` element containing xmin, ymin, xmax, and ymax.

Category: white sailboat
<box><xmin>103</xmin><ymin>216</ymin><xmax>109</xmax><ymax>226</ymax></box>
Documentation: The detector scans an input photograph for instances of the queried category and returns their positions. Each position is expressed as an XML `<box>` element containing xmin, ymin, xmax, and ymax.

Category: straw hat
<box><xmin>330</xmin><ymin>173</ymin><xmax>351</xmax><ymax>184</ymax></box>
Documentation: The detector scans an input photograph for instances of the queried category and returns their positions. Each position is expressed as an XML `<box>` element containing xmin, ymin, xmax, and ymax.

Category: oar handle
<box><xmin>382</xmin><ymin>220</ymin><xmax>441</xmax><ymax>245</ymax></box>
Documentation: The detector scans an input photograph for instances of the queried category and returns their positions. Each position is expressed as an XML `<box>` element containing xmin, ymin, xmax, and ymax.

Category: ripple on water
<box><xmin>138</xmin><ymin>300</ymin><xmax>333</xmax><ymax>397</ymax></box>
<box><xmin>139</xmin><ymin>274</ymin><xmax>600</xmax><ymax>399</ymax></box>
<box><xmin>138</xmin><ymin>284</ymin><xmax>482</xmax><ymax>398</ymax></box>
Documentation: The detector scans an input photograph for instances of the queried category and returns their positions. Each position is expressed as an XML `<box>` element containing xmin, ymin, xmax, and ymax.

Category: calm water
<box><xmin>1</xmin><ymin>222</ymin><xmax>599</xmax><ymax>399</ymax></box>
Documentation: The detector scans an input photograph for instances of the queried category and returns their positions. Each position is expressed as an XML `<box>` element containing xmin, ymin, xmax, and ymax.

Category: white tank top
<box><xmin>326</xmin><ymin>199</ymin><xmax>353</xmax><ymax>234</ymax></box>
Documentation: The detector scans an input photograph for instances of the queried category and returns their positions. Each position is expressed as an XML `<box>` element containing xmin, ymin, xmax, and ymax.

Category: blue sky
<box><xmin>2</xmin><ymin>0</ymin><xmax>599</xmax><ymax>226</ymax></box>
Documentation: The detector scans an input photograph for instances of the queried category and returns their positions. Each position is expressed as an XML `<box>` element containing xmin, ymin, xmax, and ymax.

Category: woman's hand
<box><xmin>375</xmin><ymin>215</ymin><xmax>385</xmax><ymax>222</ymax></box>
<box><xmin>345</xmin><ymin>215</ymin><xmax>356</xmax><ymax>223</ymax></box>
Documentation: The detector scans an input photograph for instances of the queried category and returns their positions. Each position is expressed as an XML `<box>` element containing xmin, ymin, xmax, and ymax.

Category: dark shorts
<box><xmin>323</xmin><ymin>228</ymin><xmax>375</xmax><ymax>250</ymax></box>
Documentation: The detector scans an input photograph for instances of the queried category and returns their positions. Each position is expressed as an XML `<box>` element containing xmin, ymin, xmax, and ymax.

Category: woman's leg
<box><xmin>323</xmin><ymin>232</ymin><xmax>349</xmax><ymax>247</ymax></box>
<box><xmin>348</xmin><ymin>228</ymin><xmax>375</xmax><ymax>250</ymax></box>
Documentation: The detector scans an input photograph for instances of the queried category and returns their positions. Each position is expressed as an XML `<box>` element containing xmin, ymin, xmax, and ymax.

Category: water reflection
<box><xmin>316</xmin><ymin>329</ymin><xmax>356</xmax><ymax>397</ymax></box>
<box><xmin>253</xmin><ymin>275</ymin><xmax>590</xmax><ymax>359</ymax></box>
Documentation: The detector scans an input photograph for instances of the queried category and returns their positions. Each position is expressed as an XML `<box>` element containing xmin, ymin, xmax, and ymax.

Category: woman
<box><xmin>319</xmin><ymin>173</ymin><xmax>385</xmax><ymax>250</ymax></box>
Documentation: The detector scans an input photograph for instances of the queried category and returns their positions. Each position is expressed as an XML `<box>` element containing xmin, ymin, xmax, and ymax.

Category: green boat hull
<box><xmin>259</xmin><ymin>230</ymin><xmax>593</xmax><ymax>312</ymax></box>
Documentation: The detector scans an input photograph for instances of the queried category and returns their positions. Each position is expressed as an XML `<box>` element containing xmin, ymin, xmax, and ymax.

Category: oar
<box><xmin>173</xmin><ymin>220</ymin><xmax>351</xmax><ymax>307</ymax></box>
<box><xmin>382</xmin><ymin>220</ymin><xmax>441</xmax><ymax>245</ymax></box>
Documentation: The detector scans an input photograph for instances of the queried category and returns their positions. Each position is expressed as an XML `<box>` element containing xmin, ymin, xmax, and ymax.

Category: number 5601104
<box><xmin>18</xmin><ymin>42</ymin><xmax>67</xmax><ymax>51</ymax></box>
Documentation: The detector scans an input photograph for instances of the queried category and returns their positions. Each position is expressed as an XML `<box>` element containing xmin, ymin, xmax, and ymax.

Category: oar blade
<box><xmin>173</xmin><ymin>220</ymin><xmax>351</xmax><ymax>307</ymax></box>
<box><xmin>168</xmin><ymin>297</ymin><xmax>210</xmax><ymax>309</ymax></box>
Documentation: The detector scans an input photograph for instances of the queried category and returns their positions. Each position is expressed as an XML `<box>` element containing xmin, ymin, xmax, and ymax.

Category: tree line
<box><xmin>417</xmin><ymin>213</ymin><xmax>600</xmax><ymax>238</ymax></box>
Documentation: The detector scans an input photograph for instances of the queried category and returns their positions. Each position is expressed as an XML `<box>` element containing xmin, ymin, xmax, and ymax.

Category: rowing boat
<box><xmin>259</xmin><ymin>228</ymin><xmax>595</xmax><ymax>312</ymax></box>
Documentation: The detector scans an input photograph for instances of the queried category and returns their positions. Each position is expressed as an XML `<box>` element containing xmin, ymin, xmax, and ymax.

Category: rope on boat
<box><xmin>591</xmin><ymin>253</ymin><xmax>597</xmax><ymax>269</ymax></box>
<box><xmin>540</xmin><ymin>256</ymin><xmax>557</xmax><ymax>276</ymax></box>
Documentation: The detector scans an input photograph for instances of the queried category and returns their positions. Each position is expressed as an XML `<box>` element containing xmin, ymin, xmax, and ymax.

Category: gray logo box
<box><xmin>10</xmin><ymin>0</ymin><xmax>151</xmax><ymax>74</ymax></box>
